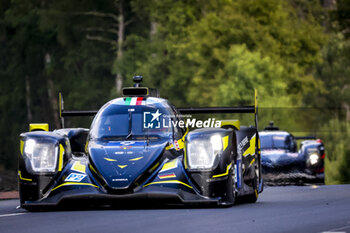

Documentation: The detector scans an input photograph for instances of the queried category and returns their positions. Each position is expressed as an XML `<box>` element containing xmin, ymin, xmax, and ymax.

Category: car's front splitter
<box><xmin>22</xmin><ymin>185</ymin><xmax>220</xmax><ymax>208</ymax></box>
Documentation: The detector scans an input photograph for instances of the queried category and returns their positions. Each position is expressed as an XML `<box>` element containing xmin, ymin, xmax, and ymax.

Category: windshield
<box><xmin>90</xmin><ymin>101</ymin><xmax>175</xmax><ymax>141</ymax></box>
<box><xmin>260</xmin><ymin>135</ymin><xmax>290</xmax><ymax>150</ymax></box>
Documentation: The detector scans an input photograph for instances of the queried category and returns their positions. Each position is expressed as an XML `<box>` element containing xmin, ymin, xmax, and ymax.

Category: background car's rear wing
<box><xmin>59</xmin><ymin>89</ymin><xmax>258</xmax><ymax>129</ymax></box>
<box><xmin>294</xmin><ymin>136</ymin><xmax>317</xmax><ymax>140</ymax></box>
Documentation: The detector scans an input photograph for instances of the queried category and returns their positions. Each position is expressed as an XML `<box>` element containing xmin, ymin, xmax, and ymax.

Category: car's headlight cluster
<box><xmin>308</xmin><ymin>153</ymin><xmax>319</xmax><ymax>165</ymax></box>
<box><xmin>186</xmin><ymin>134</ymin><xmax>223</xmax><ymax>170</ymax></box>
<box><xmin>24</xmin><ymin>139</ymin><xmax>59</xmax><ymax>173</ymax></box>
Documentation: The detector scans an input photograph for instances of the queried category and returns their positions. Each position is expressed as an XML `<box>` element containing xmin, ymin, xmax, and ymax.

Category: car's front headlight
<box><xmin>309</xmin><ymin>153</ymin><xmax>319</xmax><ymax>165</ymax></box>
<box><xmin>187</xmin><ymin>134</ymin><xmax>223</xmax><ymax>170</ymax></box>
<box><xmin>24</xmin><ymin>139</ymin><xmax>59</xmax><ymax>173</ymax></box>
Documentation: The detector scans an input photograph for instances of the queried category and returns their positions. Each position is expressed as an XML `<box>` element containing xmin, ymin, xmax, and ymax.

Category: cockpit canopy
<box><xmin>89</xmin><ymin>97</ymin><xmax>182</xmax><ymax>141</ymax></box>
<box><xmin>260</xmin><ymin>132</ymin><xmax>297</xmax><ymax>152</ymax></box>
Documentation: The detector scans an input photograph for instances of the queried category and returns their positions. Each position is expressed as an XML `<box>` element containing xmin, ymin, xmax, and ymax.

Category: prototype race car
<box><xmin>18</xmin><ymin>76</ymin><xmax>263</xmax><ymax>210</ymax></box>
<box><xmin>260</xmin><ymin>122</ymin><xmax>325</xmax><ymax>183</ymax></box>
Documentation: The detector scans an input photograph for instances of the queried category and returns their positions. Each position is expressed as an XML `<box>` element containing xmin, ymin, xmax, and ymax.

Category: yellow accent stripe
<box><xmin>18</xmin><ymin>171</ymin><xmax>32</xmax><ymax>181</ymax></box>
<box><xmin>220</xmin><ymin>120</ymin><xmax>240</xmax><ymax>130</ymax></box>
<box><xmin>59</xmin><ymin>92</ymin><xmax>62</xmax><ymax>118</ymax></box>
<box><xmin>165</xmin><ymin>128</ymin><xmax>189</xmax><ymax>151</ymax></box>
<box><xmin>182</xmin><ymin>129</ymin><xmax>190</xmax><ymax>168</ymax></box>
<box><xmin>177</xmin><ymin>141</ymin><xmax>184</xmax><ymax>150</ymax></box>
<box><xmin>144</xmin><ymin>180</ymin><xmax>192</xmax><ymax>189</ymax></box>
<box><xmin>104</xmin><ymin>158</ymin><xmax>117</xmax><ymax>162</ymax></box>
<box><xmin>85</xmin><ymin>142</ymin><xmax>88</xmax><ymax>153</ymax></box>
<box><xmin>118</xmin><ymin>165</ymin><xmax>127</xmax><ymax>168</ymax></box>
<box><xmin>89</xmin><ymin>164</ymin><xmax>97</xmax><ymax>174</ymax></box>
<box><xmin>243</xmin><ymin>135</ymin><xmax>256</xmax><ymax>157</ymax></box>
<box><xmin>184</xmin><ymin>148</ymin><xmax>188</xmax><ymax>169</ymax></box>
<box><xmin>183</xmin><ymin>128</ymin><xmax>189</xmax><ymax>139</ymax></box>
<box><xmin>177</xmin><ymin>128</ymin><xmax>189</xmax><ymax>150</ymax></box>
<box><xmin>58</xmin><ymin>144</ymin><xmax>64</xmax><ymax>171</ymax></box>
<box><xmin>222</xmin><ymin>136</ymin><xmax>229</xmax><ymax>151</ymax></box>
<box><xmin>149</xmin><ymin>162</ymin><xmax>160</xmax><ymax>172</ymax></box>
<box><xmin>129</xmin><ymin>156</ymin><xmax>143</xmax><ymax>161</ymax></box>
<box><xmin>51</xmin><ymin>182</ymin><xmax>98</xmax><ymax>191</ymax></box>
<box><xmin>249</xmin><ymin>158</ymin><xmax>255</xmax><ymax>166</ymax></box>
<box><xmin>71</xmin><ymin>161</ymin><xmax>86</xmax><ymax>173</ymax></box>
<box><xmin>255</xmin><ymin>189</ymin><xmax>258</xmax><ymax>198</ymax></box>
<box><xmin>255</xmin><ymin>88</ymin><xmax>258</xmax><ymax>113</ymax></box>
<box><xmin>212</xmin><ymin>163</ymin><xmax>232</xmax><ymax>178</ymax></box>
<box><xmin>165</xmin><ymin>144</ymin><xmax>174</xmax><ymax>150</ymax></box>
<box><xmin>20</xmin><ymin>140</ymin><xmax>24</xmax><ymax>156</ymax></box>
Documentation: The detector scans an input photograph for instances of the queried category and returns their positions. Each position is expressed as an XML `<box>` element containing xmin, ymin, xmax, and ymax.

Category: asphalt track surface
<box><xmin>0</xmin><ymin>185</ymin><xmax>349</xmax><ymax>233</ymax></box>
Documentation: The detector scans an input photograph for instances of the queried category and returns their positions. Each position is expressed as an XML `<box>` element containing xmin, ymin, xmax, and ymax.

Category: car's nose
<box><xmin>88</xmin><ymin>140</ymin><xmax>168</xmax><ymax>190</ymax></box>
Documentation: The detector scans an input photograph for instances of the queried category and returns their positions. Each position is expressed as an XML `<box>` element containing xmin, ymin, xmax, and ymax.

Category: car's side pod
<box><xmin>19</xmin><ymin>131</ymin><xmax>72</xmax><ymax>205</ymax></box>
<box><xmin>178</xmin><ymin>89</ymin><xmax>262</xmax><ymax>194</ymax></box>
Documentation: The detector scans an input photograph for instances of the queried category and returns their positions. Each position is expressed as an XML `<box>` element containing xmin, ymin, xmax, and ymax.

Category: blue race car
<box><xmin>260</xmin><ymin>122</ymin><xmax>325</xmax><ymax>183</ymax></box>
<box><xmin>18</xmin><ymin>76</ymin><xmax>263</xmax><ymax>210</ymax></box>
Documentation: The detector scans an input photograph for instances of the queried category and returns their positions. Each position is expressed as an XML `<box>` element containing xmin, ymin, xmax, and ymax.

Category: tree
<box><xmin>134</xmin><ymin>0</ymin><xmax>327</xmax><ymax>107</ymax></box>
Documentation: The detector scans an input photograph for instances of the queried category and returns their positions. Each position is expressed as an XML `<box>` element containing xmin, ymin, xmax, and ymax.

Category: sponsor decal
<box><xmin>273</xmin><ymin>136</ymin><xmax>285</xmax><ymax>140</ymax></box>
<box><xmin>158</xmin><ymin>173</ymin><xmax>176</xmax><ymax>179</ymax></box>
<box><xmin>112</xmin><ymin>178</ymin><xmax>128</xmax><ymax>182</ymax></box>
<box><xmin>287</xmin><ymin>153</ymin><xmax>298</xmax><ymax>158</ymax></box>
<box><xmin>307</xmin><ymin>148</ymin><xmax>318</xmax><ymax>153</ymax></box>
<box><xmin>65</xmin><ymin>173</ymin><xmax>87</xmax><ymax>182</ymax></box>
<box><xmin>160</xmin><ymin>159</ymin><xmax>178</xmax><ymax>172</ymax></box>
<box><xmin>120</xmin><ymin>146</ymin><xmax>132</xmax><ymax>150</ymax></box>
<box><xmin>238</xmin><ymin>136</ymin><xmax>248</xmax><ymax>154</ymax></box>
<box><xmin>120</xmin><ymin>141</ymin><xmax>135</xmax><ymax>146</ymax></box>
<box><xmin>174</xmin><ymin>140</ymin><xmax>180</xmax><ymax>150</ymax></box>
<box><xmin>71</xmin><ymin>161</ymin><xmax>86</xmax><ymax>173</ymax></box>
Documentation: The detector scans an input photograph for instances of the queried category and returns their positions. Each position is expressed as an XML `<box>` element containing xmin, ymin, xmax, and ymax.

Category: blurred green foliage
<box><xmin>319</xmin><ymin>119</ymin><xmax>350</xmax><ymax>184</ymax></box>
<box><xmin>0</xmin><ymin>0</ymin><xmax>349</xmax><ymax>184</ymax></box>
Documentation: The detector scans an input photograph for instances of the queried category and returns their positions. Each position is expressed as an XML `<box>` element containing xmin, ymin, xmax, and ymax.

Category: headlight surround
<box><xmin>24</xmin><ymin>138</ymin><xmax>59</xmax><ymax>173</ymax></box>
<box><xmin>186</xmin><ymin>134</ymin><xmax>223</xmax><ymax>170</ymax></box>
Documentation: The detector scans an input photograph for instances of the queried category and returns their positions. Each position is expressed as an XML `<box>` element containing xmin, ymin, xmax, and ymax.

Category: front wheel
<box><xmin>244</xmin><ymin>188</ymin><xmax>258</xmax><ymax>203</ymax></box>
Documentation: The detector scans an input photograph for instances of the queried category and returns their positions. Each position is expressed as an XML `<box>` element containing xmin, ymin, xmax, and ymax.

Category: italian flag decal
<box><xmin>125</xmin><ymin>97</ymin><xmax>144</xmax><ymax>105</ymax></box>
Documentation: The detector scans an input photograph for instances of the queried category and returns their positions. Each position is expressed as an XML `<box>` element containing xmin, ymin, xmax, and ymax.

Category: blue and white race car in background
<box><xmin>260</xmin><ymin>122</ymin><xmax>325</xmax><ymax>183</ymax></box>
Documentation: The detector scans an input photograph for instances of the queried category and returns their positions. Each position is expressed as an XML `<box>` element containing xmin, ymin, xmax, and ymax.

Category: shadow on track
<box><xmin>263</xmin><ymin>171</ymin><xmax>324</xmax><ymax>186</ymax></box>
<box><xmin>22</xmin><ymin>195</ymin><xmax>259</xmax><ymax>212</ymax></box>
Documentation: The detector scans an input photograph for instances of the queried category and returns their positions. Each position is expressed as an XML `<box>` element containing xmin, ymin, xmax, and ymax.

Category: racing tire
<box><xmin>244</xmin><ymin>189</ymin><xmax>258</xmax><ymax>203</ymax></box>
